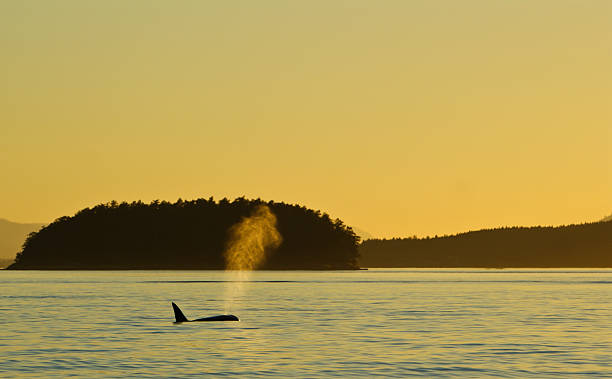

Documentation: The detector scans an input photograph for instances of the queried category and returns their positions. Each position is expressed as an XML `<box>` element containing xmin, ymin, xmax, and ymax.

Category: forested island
<box><xmin>8</xmin><ymin>198</ymin><xmax>360</xmax><ymax>270</ymax></box>
<box><xmin>359</xmin><ymin>220</ymin><xmax>612</xmax><ymax>268</ymax></box>
<box><xmin>7</xmin><ymin>199</ymin><xmax>612</xmax><ymax>270</ymax></box>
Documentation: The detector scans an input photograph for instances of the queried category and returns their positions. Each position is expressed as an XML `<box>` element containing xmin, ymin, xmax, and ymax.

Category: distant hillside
<box><xmin>0</xmin><ymin>219</ymin><xmax>44</xmax><ymax>260</ymax></box>
<box><xmin>0</xmin><ymin>258</ymin><xmax>14</xmax><ymax>269</ymax></box>
<box><xmin>8</xmin><ymin>198</ymin><xmax>360</xmax><ymax>270</ymax></box>
<box><xmin>359</xmin><ymin>220</ymin><xmax>612</xmax><ymax>268</ymax></box>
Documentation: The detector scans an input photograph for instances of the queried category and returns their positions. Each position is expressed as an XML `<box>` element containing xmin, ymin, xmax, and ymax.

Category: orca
<box><xmin>172</xmin><ymin>302</ymin><xmax>239</xmax><ymax>323</ymax></box>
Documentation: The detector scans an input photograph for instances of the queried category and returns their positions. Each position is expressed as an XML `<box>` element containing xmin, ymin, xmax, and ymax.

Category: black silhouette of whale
<box><xmin>172</xmin><ymin>302</ymin><xmax>239</xmax><ymax>322</ymax></box>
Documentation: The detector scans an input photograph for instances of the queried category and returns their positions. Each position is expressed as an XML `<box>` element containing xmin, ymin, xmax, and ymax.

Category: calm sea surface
<box><xmin>1</xmin><ymin>269</ymin><xmax>612</xmax><ymax>378</ymax></box>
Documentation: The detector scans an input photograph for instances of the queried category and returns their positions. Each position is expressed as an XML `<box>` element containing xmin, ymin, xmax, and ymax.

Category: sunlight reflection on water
<box><xmin>1</xmin><ymin>269</ymin><xmax>612</xmax><ymax>377</ymax></box>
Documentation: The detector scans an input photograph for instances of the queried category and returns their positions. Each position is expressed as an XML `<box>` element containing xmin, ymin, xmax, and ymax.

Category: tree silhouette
<box><xmin>8</xmin><ymin>198</ymin><xmax>360</xmax><ymax>270</ymax></box>
<box><xmin>360</xmin><ymin>220</ymin><xmax>612</xmax><ymax>268</ymax></box>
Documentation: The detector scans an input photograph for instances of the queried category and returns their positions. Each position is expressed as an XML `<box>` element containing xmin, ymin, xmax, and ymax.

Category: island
<box><xmin>7</xmin><ymin>198</ymin><xmax>360</xmax><ymax>270</ymax></box>
<box><xmin>359</xmin><ymin>220</ymin><xmax>612</xmax><ymax>268</ymax></box>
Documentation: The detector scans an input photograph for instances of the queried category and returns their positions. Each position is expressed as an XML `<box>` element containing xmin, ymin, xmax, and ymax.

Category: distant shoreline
<box><xmin>5</xmin><ymin>266</ymin><xmax>362</xmax><ymax>271</ymax></box>
<box><xmin>5</xmin><ymin>266</ymin><xmax>612</xmax><ymax>271</ymax></box>
<box><xmin>359</xmin><ymin>221</ymin><xmax>612</xmax><ymax>268</ymax></box>
<box><xmin>7</xmin><ymin>201</ymin><xmax>612</xmax><ymax>270</ymax></box>
<box><xmin>0</xmin><ymin>259</ymin><xmax>14</xmax><ymax>269</ymax></box>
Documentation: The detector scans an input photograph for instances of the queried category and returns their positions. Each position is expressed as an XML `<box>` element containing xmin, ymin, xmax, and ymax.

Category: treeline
<box><xmin>8</xmin><ymin>198</ymin><xmax>360</xmax><ymax>270</ymax></box>
<box><xmin>359</xmin><ymin>221</ymin><xmax>612</xmax><ymax>268</ymax></box>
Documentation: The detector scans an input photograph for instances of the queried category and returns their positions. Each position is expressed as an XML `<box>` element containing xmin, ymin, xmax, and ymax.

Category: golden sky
<box><xmin>1</xmin><ymin>1</ymin><xmax>610</xmax><ymax>238</ymax></box>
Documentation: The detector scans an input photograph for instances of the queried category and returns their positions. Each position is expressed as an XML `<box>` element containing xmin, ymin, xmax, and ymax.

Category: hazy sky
<box><xmin>1</xmin><ymin>1</ymin><xmax>610</xmax><ymax>238</ymax></box>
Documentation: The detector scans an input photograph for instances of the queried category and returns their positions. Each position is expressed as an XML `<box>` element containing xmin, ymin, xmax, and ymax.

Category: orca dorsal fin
<box><xmin>172</xmin><ymin>302</ymin><xmax>189</xmax><ymax>322</ymax></box>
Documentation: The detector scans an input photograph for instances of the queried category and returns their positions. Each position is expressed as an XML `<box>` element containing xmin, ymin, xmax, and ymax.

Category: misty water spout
<box><xmin>223</xmin><ymin>205</ymin><xmax>282</xmax><ymax>312</ymax></box>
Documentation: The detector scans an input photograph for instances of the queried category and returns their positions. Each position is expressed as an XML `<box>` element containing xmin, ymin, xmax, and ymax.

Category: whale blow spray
<box><xmin>223</xmin><ymin>205</ymin><xmax>282</xmax><ymax>312</ymax></box>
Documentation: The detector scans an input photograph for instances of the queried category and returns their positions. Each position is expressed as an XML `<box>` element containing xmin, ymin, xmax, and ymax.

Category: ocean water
<box><xmin>1</xmin><ymin>269</ymin><xmax>612</xmax><ymax>378</ymax></box>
